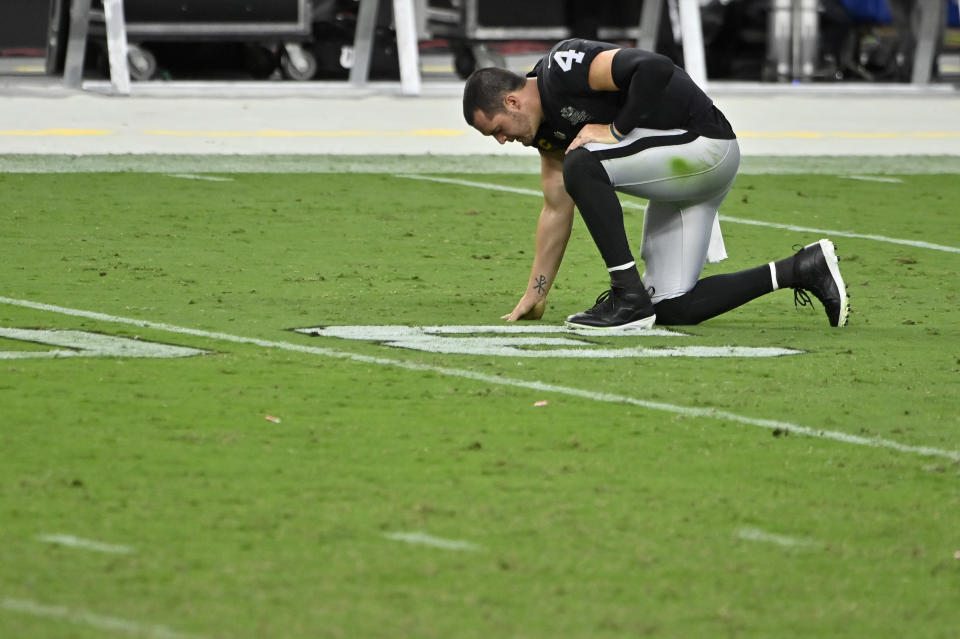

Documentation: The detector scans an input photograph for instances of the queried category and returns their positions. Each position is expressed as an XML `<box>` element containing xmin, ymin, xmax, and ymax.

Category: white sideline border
<box><xmin>396</xmin><ymin>174</ymin><xmax>960</xmax><ymax>255</ymax></box>
<box><xmin>1</xmin><ymin>295</ymin><xmax>957</xmax><ymax>463</ymax></box>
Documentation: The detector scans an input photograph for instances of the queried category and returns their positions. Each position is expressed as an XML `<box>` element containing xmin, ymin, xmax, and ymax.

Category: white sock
<box><xmin>607</xmin><ymin>261</ymin><xmax>636</xmax><ymax>272</ymax></box>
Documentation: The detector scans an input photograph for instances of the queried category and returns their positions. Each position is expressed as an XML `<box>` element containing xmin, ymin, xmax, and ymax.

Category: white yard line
<box><xmin>839</xmin><ymin>175</ymin><xmax>905</xmax><ymax>183</ymax></box>
<box><xmin>737</xmin><ymin>527</ymin><xmax>819</xmax><ymax>548</ymax></box>
<box><xmin>720</xmin><ymin>216</ymin><xmax>960</xmax><ymax>253</ymax></box>
<box><xmin>383</xmin><ymin>532</ymin><xmax>481</xmax><ymax>551</ymax></box>
<box><xmin>0</xmin><ymin>598</ymin><xmax>202</xmax><ymax>639</ymax></box>
<box><xmin>1</xmin><ymin>295</ymin><xmax>957</xmax><ymax>462</ymax></box>
<box><xmin>396</xmin><ymin>174</ymin><xmax>547</xmax><ymax>199</ymax></box>
<box><xmin>164</xmin><ymin>174</ymin><xmax>234</xmax><ymax>182</ymax></box>
<box><xmin>396</xmin><ymin>174</ymin><xmax>960</xmax><ymax>254</ymax></box>
<box><xmin>37</xmin><ymin>534</ymin><xmax>135</xmax><ymax>554</ymax></box>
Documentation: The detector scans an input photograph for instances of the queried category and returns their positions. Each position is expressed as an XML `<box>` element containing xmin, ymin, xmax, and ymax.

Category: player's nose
<box><xmin>495</xmin><ymin>134</ymin><xmax>507</xmax><ymax>144</ymax></box>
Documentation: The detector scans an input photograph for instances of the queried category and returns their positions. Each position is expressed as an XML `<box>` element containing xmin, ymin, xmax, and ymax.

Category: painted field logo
<box><xmin>0</xmin><ymin>328</ymin><xmax>207</xmax><ymax>359</ymax></box>
<box><xmin>296</xmin><ymin>325</ymin><xmax>802</xmax><ymax>359</ymax></box>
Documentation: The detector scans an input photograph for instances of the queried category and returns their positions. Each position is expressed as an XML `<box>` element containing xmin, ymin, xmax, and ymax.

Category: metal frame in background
<box><xmin>911</xmin><ymin>0</ymin><xmax>948</xmax><ymax>84</ymax></box>
<box><xmin>407</xmin><ymin>0</ymin><xmax>706</xmax><ymax>87</ymax></box>
<box><xmin>57</xmin><ymin>0</ymin><xmax>946</xmax><ymax>94</ymax></box>
<box><xmin>63</xmin><ymin>0</ymin><xmax>130</xmax><ymax>93</ymax></box>
<box><xmin>449</xmin><ymin>0</ymin><xmax>708</xmax><ymax>88</ymax></box>
<box><xmin>458</xmin><ymin>0</ymin><xmax>944</xmax><ymax>86</ymax></box>
<box><xmin>118</xmin><ymin>0</ymin><xmax>311</xmax><ymax>39</ymax></box>
<box><xmin>61</xmin><ymin>0</ymin><xmax>422</xmax><ymax>95</ymax></box>
<box><xmin>350</xmin><ymin>0</ymin><xmax>421</xmax><ymax>94</ymax></box>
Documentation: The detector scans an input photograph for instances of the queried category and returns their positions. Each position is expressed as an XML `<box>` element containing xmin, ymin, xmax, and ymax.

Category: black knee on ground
<box><xmin>654</xmin><ymin>264</ymin><xmax>778</xmax><ymax>325</ymax></box>
<box><xmin>562</xmin><ymin>147</ymin><xmax>609</xmax><ymax>200</ymax></box>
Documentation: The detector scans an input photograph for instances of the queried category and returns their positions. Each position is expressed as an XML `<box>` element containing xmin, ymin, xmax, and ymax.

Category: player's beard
<box><xmin>509</xmin><ymin>110</ymin><xmax>534</xmax><ymax>146</ymax></box>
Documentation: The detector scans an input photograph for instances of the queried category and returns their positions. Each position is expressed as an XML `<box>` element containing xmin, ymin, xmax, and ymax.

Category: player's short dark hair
<box><xmin>462</xmin><ymin>67</ymin><xmax>526</xmax><ymax>126</ymax></box>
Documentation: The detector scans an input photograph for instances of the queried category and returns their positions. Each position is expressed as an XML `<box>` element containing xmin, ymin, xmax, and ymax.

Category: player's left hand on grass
<box><xmin>502</xmin><ymin>296</ymin><xmax>546</xmax><ymax>321</ymax></box>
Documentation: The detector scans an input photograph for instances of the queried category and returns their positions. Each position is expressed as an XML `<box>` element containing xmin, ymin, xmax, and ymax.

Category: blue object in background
<box><xmin>840</xmin><ymin>0</ymin><xmax>959</xmax><ymax>26</ymax></box>
<box><xmin>840</xmin><ymin>0</ymin><xmax>891</xmax><ymax>23</ymax></box>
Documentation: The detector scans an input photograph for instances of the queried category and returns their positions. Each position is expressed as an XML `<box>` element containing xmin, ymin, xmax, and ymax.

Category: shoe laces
<box><xmin>793</xmin><ymin>287</ymin><xmax>813</xmax><ymax>309</ymax></box>
<box><xmin>594</xmin><ymin>287</ymin><xmax>655</xmax><ymax>309</ymax></box>
<box><xmin>589</xmin><ymin>289</ymin><xmax>613</xmax><ymax>311</ymax></box>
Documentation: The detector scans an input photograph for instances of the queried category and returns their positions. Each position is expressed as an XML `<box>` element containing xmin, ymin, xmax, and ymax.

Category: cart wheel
<box><xmin>281</xmin><ymin>43</ymin><xmax>318</xmax><ymax>81</ymax></box>
<box><xmin>127</xmin><ymin>44</ymin><xmax>157</xmax><ymax>81</ymax></box>
<box><xmin>453</xmin><ymin>43</ymin><xmax>506</xmax><ymax>78</ymax></box>
<box><xmin>244</xmin><ymin>44</ymin><xmax>280</xmax><ymax>79</ymax></box>
<box><xmin>471</xmin><ymin>44</ymin><xmax>506</xmax><ymax>71</ymax></box>
<box><xmin>453</xmin><ymin>47</ymin><xmax>475</xmax><ymax>79</ymax></box>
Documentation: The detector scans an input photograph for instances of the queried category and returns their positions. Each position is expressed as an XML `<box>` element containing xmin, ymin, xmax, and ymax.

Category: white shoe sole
<box><xmin>809</xmin><ymin>239</ymin><xmax>850</xmax><ymax>327</ymax></box>
<box><xmin>564</xmin><ymin>313</ymin><xmax>657</xmax><ymax>331</ymax></box>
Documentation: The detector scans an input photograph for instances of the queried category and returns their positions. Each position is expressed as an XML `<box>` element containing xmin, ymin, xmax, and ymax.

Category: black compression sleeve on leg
<box><xmin>653</xmin><ymin>264</ymin><xmax>775</xmax><ymax>325</ymax></box>
<box><xmin>610</xmin><ymin>48</ymin><xmax>675</xmax><ymax>134</ymax></box>
<box><xmin>562</xmin><ymin>148</ymin><xmax>635</xmax><ymax>269</ymax></box>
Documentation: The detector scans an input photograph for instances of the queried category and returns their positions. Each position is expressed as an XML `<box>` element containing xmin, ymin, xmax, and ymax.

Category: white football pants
<box><xmin>585</xmin><ymin>130</ymin><xmax>741</xmax><ymax>302</ymax></box>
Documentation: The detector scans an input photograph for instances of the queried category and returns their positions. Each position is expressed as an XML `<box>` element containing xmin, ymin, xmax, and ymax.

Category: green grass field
<box><xmin>1</xmin><ymin>160</ymin><xmax>958</xmax><ymax>638</ymax></box>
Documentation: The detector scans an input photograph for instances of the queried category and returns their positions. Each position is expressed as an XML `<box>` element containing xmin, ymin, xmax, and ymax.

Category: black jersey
<box><xmin>527</xmin><ymin>39</ymin><xmax>735</xmax><ymax>153</ymax></box>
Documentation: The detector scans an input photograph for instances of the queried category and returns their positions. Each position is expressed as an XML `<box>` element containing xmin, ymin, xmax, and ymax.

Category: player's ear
<box><xmin>503</xmin><ymin>93</ymin><xmax>521</xmax><ymax>111</ymax></box>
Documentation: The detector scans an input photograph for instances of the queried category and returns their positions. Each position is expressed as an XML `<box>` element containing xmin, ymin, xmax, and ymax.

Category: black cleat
<box><xmin>792</xmin><ymin>239</ymin><xmax>850</xmax><ymax>327</ymax></box>
<box><xmin>565</xmin><ymin>287</ymin><xmax>656</xmax><ymax>330</ymax></box>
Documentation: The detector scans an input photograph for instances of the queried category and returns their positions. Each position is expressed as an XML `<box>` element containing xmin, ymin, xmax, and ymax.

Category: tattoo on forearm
<box><xmin>533</xmin><ymin>274</ymin><xmax>547</xmax><ymax>295</ymax></box>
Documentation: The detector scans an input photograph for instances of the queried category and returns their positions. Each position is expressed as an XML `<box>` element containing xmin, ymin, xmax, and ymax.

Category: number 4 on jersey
<box><xmin>553</xmin><ymin>49</ymin><xmax>585</xmax><ymax>72</ymax></box>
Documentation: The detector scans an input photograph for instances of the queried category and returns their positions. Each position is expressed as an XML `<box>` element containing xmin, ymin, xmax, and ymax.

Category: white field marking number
<box><xmin>552</xmin><ymin>49</ymin><xmax>585</xmax><ymax>72</ymax></box>
<box><xmin>296</xmin><ymin>325</ymin><xmax>802</xmax><ymax>359</ymax></box>
<box><xmin>0</xmin><ymin>328</ymin><xmax>206</xmax><ymax>359</ymax></box>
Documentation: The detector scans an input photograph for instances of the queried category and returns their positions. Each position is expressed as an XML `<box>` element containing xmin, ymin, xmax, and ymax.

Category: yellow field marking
<box><xmin>0</xmin><ymin>129</ymin><xmax>111</xmax><ymax>136</ymax></box>
<box><xmin>741</xmin><ymin>131</ymin><xmax>825</xmax><ymax>138</ymax></box>
<box><xmin>833</xmin><ymin>132</ymin><xmax>904</xmax><ymax>138</ymax></box>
